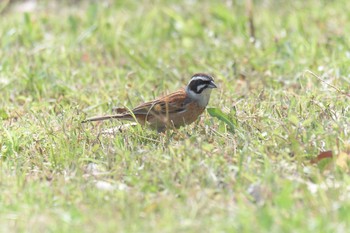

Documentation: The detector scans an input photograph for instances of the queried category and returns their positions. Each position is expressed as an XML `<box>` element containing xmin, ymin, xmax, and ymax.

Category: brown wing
<box><xmin>131</xmin><ymin>89</ymin><xmax>189</xmax><ymax>115</ymax></box>
<box><xmin>82</xmin><ymin>89</ymin><xmax>191</xmax><ymax>126</ymax></box>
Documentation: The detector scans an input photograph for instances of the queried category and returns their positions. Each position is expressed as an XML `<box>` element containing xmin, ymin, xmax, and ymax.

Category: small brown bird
<box><xmin>82</xmin><ymin>73</ymin><xmax>217</xmax><ymax>132</ymax></box>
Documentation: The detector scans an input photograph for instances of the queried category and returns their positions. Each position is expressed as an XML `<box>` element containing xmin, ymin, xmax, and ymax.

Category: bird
<box><xmin>82</xmin><ymin>73</ymin><xmax>217</xmax><ymax>132</ymax></box>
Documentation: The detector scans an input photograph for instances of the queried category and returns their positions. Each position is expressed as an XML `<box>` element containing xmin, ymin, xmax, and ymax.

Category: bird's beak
<box><xmin>208</xmin><ymin>81</ymin><xmax>217</xmax><ymax>89</ymax></box>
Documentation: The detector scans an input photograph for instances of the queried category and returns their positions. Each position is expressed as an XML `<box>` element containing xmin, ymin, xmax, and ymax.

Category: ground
<box><xmin>0</xmin><ymin>0</ymin><xmax>350</xmax><ymax>232</ymax></box>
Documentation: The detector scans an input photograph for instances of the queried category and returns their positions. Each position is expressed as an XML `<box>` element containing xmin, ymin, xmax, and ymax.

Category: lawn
<box><xmin>1</xmin><ymin>0</ymin><xmax>350</xmax><ymax>232</ymax></box>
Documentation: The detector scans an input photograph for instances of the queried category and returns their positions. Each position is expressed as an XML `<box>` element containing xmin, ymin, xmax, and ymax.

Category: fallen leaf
<box><xmin>311</xmin><ymin>150</ymin><xmax>333</xmax><ymax>164</ymax></box>
<box><xmin>311</xmin><ymin>147</ymin><xmax>350</xmax><ymax>172</ymax></box>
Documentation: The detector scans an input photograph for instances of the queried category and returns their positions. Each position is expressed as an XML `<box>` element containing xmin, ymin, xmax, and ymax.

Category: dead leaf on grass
<box><xmin>311</xmin><ymin>147</ymin><xmax>350</xmax><ymax>172</ymax></box>
<box><xmin>311</xmin><ymin>150</ymin><xmax>333</xmax><ymax>164</ymax></box>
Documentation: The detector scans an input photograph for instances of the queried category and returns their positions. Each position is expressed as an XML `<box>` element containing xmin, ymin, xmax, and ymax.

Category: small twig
<box><xmin>304</xmin><ymin>70</ymin><xmax>350</xmax><ymax>98</ymax></box>
<box><xmin>246</xmin><ymin>0</ymin><xmax>255</xmax><ymax>41</ymax></box>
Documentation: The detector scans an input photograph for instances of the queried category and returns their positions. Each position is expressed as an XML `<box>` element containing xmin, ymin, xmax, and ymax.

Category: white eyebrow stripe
<box><xmin>190</xmin><ymin>76</ymin><xmax>211</xmax><ymax>82</ymax></box>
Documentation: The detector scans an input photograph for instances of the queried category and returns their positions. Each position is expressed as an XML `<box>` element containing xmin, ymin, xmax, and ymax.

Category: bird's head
<box><xmin>186</xmin><ymin>73</ymin><xmax>217</xmax><ymax>107</ymax></box>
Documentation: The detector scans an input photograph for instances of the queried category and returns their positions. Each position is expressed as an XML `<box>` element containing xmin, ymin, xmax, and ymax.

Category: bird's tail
<box><xmin>82</xmin><ymin>114</ymin><xmax>132</xmax><ymax>123</ymax></box>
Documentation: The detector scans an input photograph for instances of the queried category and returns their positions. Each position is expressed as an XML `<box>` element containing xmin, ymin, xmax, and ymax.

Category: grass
<box><xmin>1</xmin><ymin>0</ymin><xmax>350</xmax><ymax>232</ymax></box>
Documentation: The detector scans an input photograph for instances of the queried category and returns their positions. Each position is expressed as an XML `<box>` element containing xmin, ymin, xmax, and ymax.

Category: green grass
<box><xmin>1</xmin><ymin>0</ymin><xmax>350</xmax><ymax>232</ymax></box>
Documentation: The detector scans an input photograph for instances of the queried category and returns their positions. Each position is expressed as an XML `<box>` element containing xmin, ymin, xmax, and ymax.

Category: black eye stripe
<box><xmin>189</xmin><ymin>80</ymin><xmax>211</xmax><ymax>93</ymax></box>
